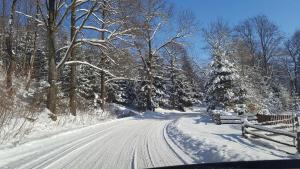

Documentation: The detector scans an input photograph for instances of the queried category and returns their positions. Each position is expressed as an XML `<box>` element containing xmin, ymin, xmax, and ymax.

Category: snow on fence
<box><xmin>213</xmin><ymin>113</ymin><xmax>257</xmax><ymax>125</ymax></box>
<box><xmin>242</xmin><ymin>115</ymin><xmax>300</xmax><ymax>153</ymax></box>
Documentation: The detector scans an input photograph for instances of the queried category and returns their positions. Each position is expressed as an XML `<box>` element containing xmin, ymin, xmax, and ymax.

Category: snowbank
<box><xmin>0</xmin><ymin>104</ymin><xmax>139</xmax><ymax>149</ymax></box>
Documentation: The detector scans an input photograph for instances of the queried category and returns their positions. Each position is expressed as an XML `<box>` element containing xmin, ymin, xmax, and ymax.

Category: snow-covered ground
<box><xmin>167</xmin><ymin>112</ymin><xmax>299</xmax><ymax>163</ymax></box>
<box><xmin>0</xmin><ymin>107</ymin><xmax>298</xmax><ymax>169</ymax></box>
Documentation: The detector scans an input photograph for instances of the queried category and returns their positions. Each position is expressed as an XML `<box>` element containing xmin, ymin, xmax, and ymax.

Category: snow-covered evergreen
<box><xmin>205</xmin><ymin>54</ymin><xmax>246</xmax><ymax>112</ymax></box>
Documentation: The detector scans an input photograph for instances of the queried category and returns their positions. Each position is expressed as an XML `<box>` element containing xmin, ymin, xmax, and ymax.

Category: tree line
<box><xmin>204</xmin><ymin>16</ymin><xmax>300</xmax><ymax>113</ymax></box>
<box><xmin>0</xmin><ymin>0</ymin><xmax>203</xmax><ymax>119</ymax></box>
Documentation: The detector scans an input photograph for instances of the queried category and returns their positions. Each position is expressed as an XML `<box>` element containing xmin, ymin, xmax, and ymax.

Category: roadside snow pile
<box><xmin>211</xmin><ymin>109</ymin><xmax>233</xmax><ymax>116</ymax></box>
<box><xmin>0</xmin><ymin>104</ymin><xmax>139</xmax><ymax>149</ymax></box>
<box><xmin>106</xmin><ymin>103</ymin><xmax>139</xmax><ymax>118</ymax></box>
<box><xmin>155</xmin><ymin>106</ymin><xmax>206</xmax><ymax>114</ymax></box>
<box><xmin>167</xmin><ymin>114</ymin><xmax>298</xmax><ymax>163</ymax></box>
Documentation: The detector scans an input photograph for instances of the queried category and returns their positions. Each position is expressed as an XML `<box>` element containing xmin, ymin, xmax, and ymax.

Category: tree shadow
<box><xmin>214</xmin><ymin>133</ymin><xmax>293</xmax><ymax>158</ymax></box>
<box><xmin>194</xmin><ymin>115</ymin><xmax>213</xmax><ymax>125</ymax></box>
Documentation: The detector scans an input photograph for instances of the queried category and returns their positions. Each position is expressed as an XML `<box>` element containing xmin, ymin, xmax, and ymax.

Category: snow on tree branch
<box><xmin>65</xmin><ymin>61</ymin><xmax>116</xmax><ymax>78</ymax></box>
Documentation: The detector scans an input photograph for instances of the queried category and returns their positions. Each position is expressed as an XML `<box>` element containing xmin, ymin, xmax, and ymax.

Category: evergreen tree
<box><xmin>205</xmin><ymin>54</ymin><xmax>246</xmax><ymax>112</ymax></box>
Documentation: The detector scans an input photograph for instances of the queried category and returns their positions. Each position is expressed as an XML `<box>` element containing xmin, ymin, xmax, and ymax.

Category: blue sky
<box><xmin>172</xmin><ymin>0</ymin><xmax>300</xmax><ymax>63</ymax></box>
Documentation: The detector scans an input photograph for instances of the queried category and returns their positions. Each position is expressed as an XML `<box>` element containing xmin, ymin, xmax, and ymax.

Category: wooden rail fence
<box><xmin>241</xmin><ymin>115</ymin><xmax>300</xmax><ymax>153</ymax></box>
<box><xmin>213</xmin><ymin>113</ymin><xmax>257</xmax><ymax>125</ymax></box>
<box><xmin>212</xmin><ymin>112</ymin><xmax>300</xmax><ymax>152</ymax></box>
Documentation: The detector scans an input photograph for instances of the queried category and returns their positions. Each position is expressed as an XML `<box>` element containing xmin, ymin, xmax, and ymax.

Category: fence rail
<box><xmin>242</xmin><ymin>120</ymin><xmax>300</xmax><ymax>153</ymax></box>
<box><xmin>213</xmin><ymin>113</ymin><xmax>257</xmax><ymax>125</ymax></box>
<box><xmin>256</xmin><ymin>114</ymin><xmax>295</xmax><ymax>124</ymax></box>
<box><xmin>212</xmin><ymin>112</ymin><xmax>300</xmax><ymax>152</ymax></box>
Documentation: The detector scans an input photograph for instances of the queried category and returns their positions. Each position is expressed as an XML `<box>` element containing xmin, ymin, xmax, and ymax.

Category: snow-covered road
<box><xmin>0</xmin><ymin>112</ymin><xmax>196</xmax><ymax>169</ymax></box>
<box><xmin>1</xmin><ymin>107</ymin><xmax>297</xmax><ymax>169</ymax></box>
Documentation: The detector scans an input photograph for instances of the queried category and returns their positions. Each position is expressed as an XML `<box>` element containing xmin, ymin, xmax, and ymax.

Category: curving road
<box><xmin>0</xmin><ymin>113</ymin><xmax>196</xmax><ymax>169</ymax></box>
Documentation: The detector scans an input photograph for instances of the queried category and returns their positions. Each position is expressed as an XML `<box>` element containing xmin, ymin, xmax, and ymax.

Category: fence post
<box><xmin>214</xmin><ymin>113</ymin><xmax>221</xmax><ymax>125</ymax></box>
<box><xmin>297</xmin><ymin>131</ymin><xmax>300</xmax><ymax>153</ymax></box>
<box><xmin>241</xmin><ymin>118</ymin><xmax>246</xmax><ymax>137</ymax></box>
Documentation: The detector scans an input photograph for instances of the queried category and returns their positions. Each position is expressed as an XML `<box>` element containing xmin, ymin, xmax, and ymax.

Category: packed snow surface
<box><xmin>0</xmin><ymin>107</ymin><xmax>298</xmax><ymax>169</ymax></box>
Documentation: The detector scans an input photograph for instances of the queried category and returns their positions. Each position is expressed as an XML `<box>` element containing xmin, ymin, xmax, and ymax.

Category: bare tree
<box><xmin>253</xmin><ymin>15</ymin><xmax>283</xmax><ymax>75</ymax></box>
<box><xmin>69</xmin><ymin>0</ymin><xmax>77</xmax><ymax>116</ymax></box>
<box><xmin>234</xmin><ymin>19</ymin><xmax>256</xmax><ymax>66</ymax></box>
<box><xmin>5</xmin><ymin>0</ymin><xmax>18</xmax><ymax>94</ymax></box>
<box><xmin>285</xmin><ymin>30</ymin><xmax>300</xmax><ymax>93</ymax></box>
<box><xmin>0</xmin><ymin>0</ymin><xmax>6</xmax><ymax>69</ymax></box>
<box><xmin>75</xmin><ymin>0</ymin><xmax>138</xmax><ymax>111</ymax></box>
<box><xmin>31</xmin><ymin>0</ymin><xmax>97</xmax><ymax>116</ymax></box>
<box><xmin>203</xmin><ymin>19</ymin><xmax>232</xmax><ymax>59</ymax></box>
<box><xmin>25</xmin><ymin>0</ymin><xmax>39</xmax><ymax>90</ymax></box>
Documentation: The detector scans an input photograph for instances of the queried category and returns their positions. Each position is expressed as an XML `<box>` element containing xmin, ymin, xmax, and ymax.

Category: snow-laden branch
<box><xmin>76</xmin><ymin>0</ymin><xmax>90</xmax><ymax>7</ymax></box>
<box><xmin>57</xmin><ymin>1</ymin><xmax>66</xmax><ymax>10</ymax></box>
<box><xmin>16</xmin><ymin>11</ymin><xmax>44</xmax><ymax>26</ymax></box>
<box><xmin>152</xmin><ymin>33</ymin><xmax>187</xmax><ymax>56</ymax></box>
<box><xmin>149</xmin><ymin>22</ymin><xmax>161</xmax><ymax>41</ymax></box>
<box><xmin>56</xmin><ymin>2</ymin><xmax>98</xmax><ymax>69</ymax></box>
<box><xmin>105</xmin><ymin>77</ymin><xmax>147</xmax><ymax>84</ymax></box>
<box><xmin>56</xmin><ymin>42</ymin><xmax>82</xmax><ymax>54</ymax></box>
<box><xmin>37</xmin><ymin>2</ymin><xmax>48</xmax><ymax>27</ymax></box>
<box><xmin>65</xmin><ymin>61</ymin><xmax>116</xmax><ymax>78</ymax></box>
<box><xmin>76</xmin><ymin>39</ymin><xmax>108</xmax><ymax>49</ymax></box>
<box><xmin>78</xmin><ymin>9</ymin><xmax>104</xmax><ymax>24</ymax></box>
<box><xmin>82</xmin><ymin>26</ymin><xmax>110</xmax><ymax>33</ymax></box>
<box><xmin>107</xmin><ymin>28</ymin><xmax>137</xmax><ymax>40</ymax></box>
<box><xmin>56</xmin><ymin>2</ymin><xmax>73</xmax><ymax>27</ymax></box>
<box><xmin>76</xmin><ymin>11</ymin><xmax>88</xmax><ymax>21</ymax></box>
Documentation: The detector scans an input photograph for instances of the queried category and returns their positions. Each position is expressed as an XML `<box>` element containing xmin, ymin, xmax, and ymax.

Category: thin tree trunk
<box><xmin>263</xmin><ymin>55</ymin><xmax>268</xmax><ymax>75</ymax></box>
<box><xmin>0</xmin><ymin>0</ymin><xmax>6</xmax><ymax>70</ymax></box>
<box><xmin>25</xmin><ymin>0</ymin><xmax>39</xmax><ymax>90</ymax></box>
<box><xmin>47</xmin><ymin>0</ymin><xmax>57</xmax><ymax>116</ymax></box>
<box><xmin>69</xmin><ymin>0</ymin><xmax>77</xmax><ymax>116</ymax></box>
<box><xmin>170</xmin><ymin>55</ymin><xmax>176</xmax><ymax>109</ymax></box>
<box><xmin>294</xmin><ymin>64</ymin><xmax>298</xmax><ymax>94</ymax></box>
<box><xmin>146</xmin><ymin>39</ymin><xmax>153</xmax><ymax>111</ymax></box>
<box><xmin>5</xmin><ymin>0</ymin><xmax>17</xmax><ymax>94</ymax></box>
<box><xmin>100</xmin><ymin>1</ymin><xmax>106</xmax><ymax>111</ymax></box>
<box><xmin>100</xmin><ymin>58</ymin><xmax>105</xmax><ymax>110</ymax></box>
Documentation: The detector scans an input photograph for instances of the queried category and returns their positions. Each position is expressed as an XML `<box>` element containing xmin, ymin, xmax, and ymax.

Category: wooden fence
<box><xmin>242</xmin><ymin>115</ymin><xmax>300</xmax><ymax>153</ymax></box>
<box><xmin>213</xmin><ymin>113</ymin><xmax>257</xmax><ymax>125</ymax></box>
<box><xmin>213</xmin><ymin>113</ymin><xmax>300</xmax><ymax>152</ymax></box>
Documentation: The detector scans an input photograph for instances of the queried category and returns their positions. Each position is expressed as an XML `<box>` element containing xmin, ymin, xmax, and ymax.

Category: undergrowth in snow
<box><xmin>0</xmin><ymin>104</ymin><xmax>139</xmax><ymax>149</ymax></box>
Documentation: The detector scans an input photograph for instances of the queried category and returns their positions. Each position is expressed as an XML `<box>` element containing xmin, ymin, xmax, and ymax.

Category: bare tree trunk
<box><xmin>0</xmin><ymin>0</ymin><xmax>6</xmax><ymax>70</ymax></box>
<box><xmin>100</xmin><ymin>58</ymin><xmax>105</xmax><ymax>110</ymax></box>
<box><xmin>69</xmin><ymin>0</ymin><xmax>77</xmax><ymax>116</ymax></box>
<box><xmin>263</xmin><ymin>54</ymin><xmax>268</xmax><ymax>75</ymax></box>
<box><xmin>146</xmin><ymin>39</ymin><xmax>154</xmax><ymax>111</ymax></box>
<box><xmin>25</xmin><ymin>0</ymin><xmax>39</xmax><ymax>90</ymax></box>
<box><xmin>47</xmin><ymin>0</ymin><xmax>57</xmax><ymax>116</ymax></box>
<box><xmin>294</xmin><ymin>64</ymin><xmax>298</xmax><ymax>94</ymax></box>
<box><xmin>170</xmin><ymin>55</ymin><xmax>176</xmax><ymax>109</ymax></box>
<box><xmin>5</xmin><ymin>0</ymin><xmax>17</xmax><ymax>94</ymax></box>
<box><xmin>100</xmin><ymin>1</ymin><xmax>106</xmax><ymax>111</ymax></box>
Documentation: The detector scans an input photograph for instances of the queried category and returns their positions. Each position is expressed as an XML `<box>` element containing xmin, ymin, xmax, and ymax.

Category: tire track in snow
<box><xmin>0</xmin><ymin>114</ymin><xmax>198</xmax><ymax>169</ymax></box>
<box><xmin>130</xmin><ymin>139</ymin><xmax>138</xmax><ymax>169</ymax></box>
<box><xmin>24</xmin><ymin>124</ymin><xmax>121</xmax><ymax>169</ymax></box>
<box><xmin>163</xmin><ymin>119</ymin><xmax>194</xmax><ymax>164</ymax></box>
<box><xmin>2</xmin><ymin>122</ymin><xmax>124</xmax><ymax>169</ymax></box>
<box><xmin>146</xmin><ymin>135</ymin><xmax>155</xmax><ymax>167</ymax></box>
